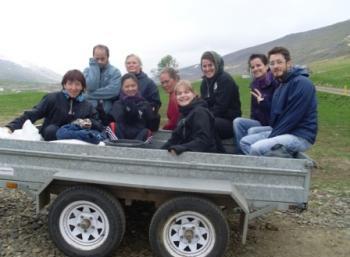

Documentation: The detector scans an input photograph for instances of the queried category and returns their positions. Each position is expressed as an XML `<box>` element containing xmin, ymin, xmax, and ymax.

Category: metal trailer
<box><xmin>0</xmin><ymin>134</ymin><xmax>314</xmax><ymax>257</ymax></box>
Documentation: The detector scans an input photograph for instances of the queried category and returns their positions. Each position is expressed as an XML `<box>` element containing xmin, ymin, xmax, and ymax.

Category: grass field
<box><xmin>309</xmin><ymin>55</ymin><xmax>350</xmax><ymax>89</ymax></box>
<box><xmin>0</xmin><ymin>76</ymin><xmax>349</xmax><ymax>192</ymax></box>
<box><xmin>0</xmin><ymin>91</ymin><xmax>45</xmax><ymax>125</ymax></box>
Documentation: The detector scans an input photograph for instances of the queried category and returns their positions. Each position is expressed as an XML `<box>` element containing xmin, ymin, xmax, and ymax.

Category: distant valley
<box><xmin>0</xmin><ymin>59</ymin><xmax>61</xmax><ymax>92</ymax></box>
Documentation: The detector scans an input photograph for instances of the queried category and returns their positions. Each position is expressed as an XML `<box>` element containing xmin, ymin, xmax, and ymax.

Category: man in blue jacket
<box><xmin>84</xmin><ymin>44</ymin><xmax>122</xmax><ymax>113</ymax></box>
<box><xmin>240</xmin><ymin>46</ymin><xmax>318</xmax><ymax>156</ymax></box>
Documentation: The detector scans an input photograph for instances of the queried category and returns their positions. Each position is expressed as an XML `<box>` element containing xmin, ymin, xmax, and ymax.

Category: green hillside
<box><xmin>180</xmin><ymin>19</ymin><xmax>350</xmax><ymax>81</ymax></box>
<box><xmin>309</xmin><ymin>55</ymin><xmax>350</xmax><ymax>88</ymax></box>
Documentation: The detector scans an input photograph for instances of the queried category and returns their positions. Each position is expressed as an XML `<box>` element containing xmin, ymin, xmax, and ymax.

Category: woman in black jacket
<box><xmin>105</xmin><ymin>73</ymin><xmax>159</xmax><ymax>141</ymax></box>
<box><xmin>162</xmin><ymin>80</ymin><xmax>222</xmax><ymax>155</ymax></box>
<box><xmin>5</xmin><ymin>69</ymin><xmax>102</xmax><ymax>141</ymax></box>
<box><xmin>200</xmin><ymin>51</ymin><xmax>241</xmax><ymax>139</ymax></box>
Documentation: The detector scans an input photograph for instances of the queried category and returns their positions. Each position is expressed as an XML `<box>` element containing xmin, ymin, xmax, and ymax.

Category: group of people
<box><xmin>234</xmin><ymin>47</ymin><xmax>317</xmax><ymax>156</ymax></box>
<box><xmin>2</xmin><ymin>44</ymin><xmax>318</xmax><ymax>157</ymax></box>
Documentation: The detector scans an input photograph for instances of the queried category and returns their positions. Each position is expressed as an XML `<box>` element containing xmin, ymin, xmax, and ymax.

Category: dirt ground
<box><xmin>228</xmin><ymin>213</ymin><xmax>350</xmax><ymax>257</ymax></box>
<box><xmin>0</xmin><ymin>185</ymin><xmax>349</xmax><ymax>257</ymax></box>
<box><xmin>0</xmin><ymin>158</ymin><xmax>349</xmax><ymax>257</ymax></box>
<box><xmin>116</xmin><ymin>186</ymin><xmax>350</xmax><ymax>257</ymax></box>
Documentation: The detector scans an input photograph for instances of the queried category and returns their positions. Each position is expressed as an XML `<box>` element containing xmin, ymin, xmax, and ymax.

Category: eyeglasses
<box><xmin>160</xmin><ymin>80</ymin><xmax>170</xmax><ymax>86</ymax></box>
<box><xmin>269</xmin><ymin>60</ymin><xmax>286</xmax><ymax>67</ymax></box>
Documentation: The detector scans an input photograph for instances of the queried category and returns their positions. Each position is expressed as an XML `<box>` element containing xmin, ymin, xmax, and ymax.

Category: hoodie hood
<box><xmin>201</xmin><ymin>51</ymin><xmax>224</xmax><ymax>77</ymax></box>
<box><xmin>283</xmin><ymin>66</ymin><xmax>309</xmax><ymax>82</ymax></box>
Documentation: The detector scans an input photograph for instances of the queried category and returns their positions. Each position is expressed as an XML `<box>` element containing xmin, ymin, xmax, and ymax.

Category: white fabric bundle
<box><xmin>0</xmin><ymin>120</ymin><xmax>43</xmax><ymax>141</ymax></box>
<box><xmin>51</xmin><ymin>139</ymin><xmax>105</xmax><ymax>146</ymax></box>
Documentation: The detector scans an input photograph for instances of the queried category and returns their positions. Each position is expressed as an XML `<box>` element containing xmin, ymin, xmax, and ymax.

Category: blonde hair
<box><xmin>174</xmin><ymin>80</ymin><xmax>196</xmax><ymax>95</ymax></box>
<box><xmin>125</xmin><ymin>53</ymin><xmax>142</xmax><ymax>66</ymax></box>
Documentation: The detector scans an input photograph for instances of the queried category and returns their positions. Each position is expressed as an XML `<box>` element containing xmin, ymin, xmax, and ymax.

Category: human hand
<box><xmin>168</xmin><ymin>145</ymin><xmax>186</xmax><ymax>155</ymax></box>
<box><xmin>82</xmin><ymin>119</ymin><xmax>92</xmax><ymax>129</ymax></box>
<box><xmin>72</xmin><ymin>119</ymin><xmax>92</xmax><ymax>129</ymax></box>
<box><xmin>89</xmin><ymin>57</ymin><xmax>97</xmax><ymax>64</ymax></box>
<box><xmin>3</xmin><ymin>127</ymin><xmax>12</xmax><ymax>134</ymax></box>
<box><xmin>250</xmin><ymin>89</ymin><xmax>264</xmax><ymax>103</ymax></box>
<box><xmin>169</xmin><ymin>149</ymin><xmax>177</xmax><ymax>155</ymax></box>
<box><xmin>125</xmin><ymin>102</ymin><xmax>139</xmax><ymax>116</ymax></box>
<box><xmin>96</xmin><ymin>100</ymin><xmax>106</xmax><ymax>115</ymax></box>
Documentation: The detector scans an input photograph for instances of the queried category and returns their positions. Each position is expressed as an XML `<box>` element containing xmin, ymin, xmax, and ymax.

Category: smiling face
<box><xmin>122</xmin><ymin>78</ymin><xmax>139</xmax><ymax>96</ymax></box>
<box><xmin>63</xmin><ymin>80</ymin><xmax>83</xmax><ymax>98</ymax></box>
<box><xmin>160</xmin><ymin>72</ymin><xmax>177</xmax><ymax>94</ymax></box>
<box><xmin>250</xmin><ymin>57</ymin><xmax>269</xmax><ymax>79</ymax></box>
<box><xmin>201</xmin><ymin>59</ymin><xmax>216</xmax><ymax>78</ymax></box>
<box><xmin>175</xmin><ymin>84</ymin><xmax>196</xmax><ymax>107</ymax></box>
<box><xmin>269</xmin><ymin>53</ymin><xmax>291</xmax><ymax>80</ymax></box>
<box><xmin>125</xmin><ymin>56</ymin><xmax>142</xmax><ymax>74</ymax></box>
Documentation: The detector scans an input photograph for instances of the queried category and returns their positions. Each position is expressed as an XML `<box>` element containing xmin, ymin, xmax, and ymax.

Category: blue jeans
<box><xmin>233</xmin><ymin>118</ymin><xmax>271</xmax><ymax>153</ymax></box>
<box><xmin>56</xmin><ymin>124</ymin><xmax>106</xmax><ymax>144</ymax></box>
<box><xmin>240</xmin><ymin>129</ymin><xmax>311</xmax><ymax>156</ymax></box>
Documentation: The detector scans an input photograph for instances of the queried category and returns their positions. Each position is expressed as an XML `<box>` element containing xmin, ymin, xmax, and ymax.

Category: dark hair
<box><xmin>200</xmin><ymin>51</ymin><xmax>223</xmax><ymax>74</ymax></box>
<box><xmin>201</xmin><ymin>51</ymin><xmax>216</xmax><ymax>65</ymax></box>
<box><xmin>268</xmin><ymin>47</ymin><xmax>291</xmax><ymax>62</ymax></box>
<box><xmin>61</xmin><ymin>69</ymin><xmax>86</xmax><ymax>90</ymax></box>
<box><xmin>121</xmin><ymin>73</ymin><xmax>139</xmax><ymax>86</ymax></box>
<box><xmin>93</xmin><ymin>44</ymin><xmax>110</xmax><ymax>58</ymax></box>
<box><xmin>160</xmin><ymin>67</ymin><xmax>180</xmax><ymax>81</ymax></box>
<box><xmin>248</xmin><ymin>54</ymin><xmax>268</xmax><ymax>72</ymax></box>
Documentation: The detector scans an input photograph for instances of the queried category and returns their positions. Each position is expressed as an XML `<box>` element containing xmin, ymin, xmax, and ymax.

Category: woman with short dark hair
<box><xmin>5</xmin><ymin>69</ymin><xmax>102</xmax><ymax>140</ymax></box>
<box><xmin>104</xmin><ymin>73</ymin><xmax>159</xmax><ymax>141</ymax></box>
<box><xmin>233</xmin><ymin>53</ymin><xmax>278</xmax><ymax>153</ymax></box>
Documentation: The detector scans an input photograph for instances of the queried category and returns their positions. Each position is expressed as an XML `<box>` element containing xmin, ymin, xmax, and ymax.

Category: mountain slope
<box><xmin>179</xmin><ymin>19</ymin><xmax>350</xmax><ymax>80</ymax></box>
<box><xmin>0</xmin><ymin>59</ymin><xmax>61</xmax><ymax>84</ymax></box>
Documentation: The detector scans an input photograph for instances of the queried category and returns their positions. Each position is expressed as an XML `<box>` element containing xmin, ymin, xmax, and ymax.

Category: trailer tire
<box><xmin>149</xmin><ymin>196</ymin><xmax>229</xmax><ymax>257</ymax></box>
<box><xmin>48</xmin><ymin>185</ymin><xmax>125</xmax><ymax>257</ymax></box>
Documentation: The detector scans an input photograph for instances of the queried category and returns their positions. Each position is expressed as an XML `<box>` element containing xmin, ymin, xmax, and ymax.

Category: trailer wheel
<box><xmin>149</xmin><ymin>196</ymin><xmax>229</xmax><ymax>257</ymax></box>
<box><xmin>48</xmin><ymin>185</ymin><xmax>125</xmax><ymax>257</ymax></box>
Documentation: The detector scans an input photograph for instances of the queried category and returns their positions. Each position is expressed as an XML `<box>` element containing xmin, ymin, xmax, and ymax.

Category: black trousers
<box><xmin>215</xmin><ymin>117</ymin><xmax>234</xmax><ymax>139</ymax></box>
<box><xmin>42</xmin><ymin>124</ymin><xmax>60</xmax><ymax>141</ymax></box>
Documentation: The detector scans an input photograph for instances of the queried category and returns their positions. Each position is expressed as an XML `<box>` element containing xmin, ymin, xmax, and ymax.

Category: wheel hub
<box><xmin>179</xmin><ymin>225</ymin><xmax>198</xmax><ymax>244</ymax></box>
<box><xmin>78</xmin><ymin>217</ymin><xmax>92</xmax><ymax>231</ymax></box>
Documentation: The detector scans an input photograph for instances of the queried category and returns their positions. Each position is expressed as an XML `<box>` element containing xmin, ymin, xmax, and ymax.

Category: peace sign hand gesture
<box><xmin>250</xmin><ymin>88</ymin><xmax>264</xmax><ymax>103</ymax></box>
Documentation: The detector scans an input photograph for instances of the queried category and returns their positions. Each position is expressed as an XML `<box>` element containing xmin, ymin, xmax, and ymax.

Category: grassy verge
<box><xmin>309</xmin><ymin>56</ymin><xmax>350</xmax><ymax>88</ymax></box>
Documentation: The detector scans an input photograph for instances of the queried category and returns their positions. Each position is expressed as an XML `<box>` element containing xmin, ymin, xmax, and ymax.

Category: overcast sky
<box><xmin>0</xmin><ymin>0</ymin><xmax>349</xmax><ymax>76</ymax></box>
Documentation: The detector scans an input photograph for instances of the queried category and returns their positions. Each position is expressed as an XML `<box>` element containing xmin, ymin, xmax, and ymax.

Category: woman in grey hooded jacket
<box><xmin>200</xmin><ymin>51</ymin><xmax>242</xmax><ymax>139</ymax></box>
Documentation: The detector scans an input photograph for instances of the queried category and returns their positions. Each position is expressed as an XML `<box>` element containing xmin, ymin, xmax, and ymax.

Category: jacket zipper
<box><xmin>68</xmin><ymin>99</ymin><xmax>74</xmax><ymax>115</ymax></box>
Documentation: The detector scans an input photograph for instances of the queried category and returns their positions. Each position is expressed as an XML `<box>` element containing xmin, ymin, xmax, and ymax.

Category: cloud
<box><xmin>0</xmin><ymin>0</ymin><xmax>349</xmax><ymax>76</ymax></box>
